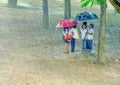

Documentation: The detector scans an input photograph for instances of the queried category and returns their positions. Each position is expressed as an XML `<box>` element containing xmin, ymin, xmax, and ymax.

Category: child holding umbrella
<box><xmin>56</xmin><ymin>19</ymin><xmax>78</xmax><ymax>53</ymax></box>
<box><xmin>63</xmin><ymin>27</ymin><xmax>72</xmax><ymax>53</ymax></box>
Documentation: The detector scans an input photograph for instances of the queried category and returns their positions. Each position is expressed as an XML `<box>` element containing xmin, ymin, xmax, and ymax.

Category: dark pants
<box><xmin>86</xmin><ymin>40</ymin><xmax>93</xmax><ymax>51</ymax></box>
<box><xmin>71</xmin><ymin>38</ymin><xmax>76</xmax><ymax>52</ymax></box>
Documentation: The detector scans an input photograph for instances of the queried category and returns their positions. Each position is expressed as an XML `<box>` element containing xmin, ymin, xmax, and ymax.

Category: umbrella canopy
<box><xmin>75</xmin><ymin>11</ymin><xmax>99</xmax><ymax>21</ymax></box>
<box><xmin>56</xmin><ymin>19</ymin><xmax>77</xmax><ymax>28</ymax></box>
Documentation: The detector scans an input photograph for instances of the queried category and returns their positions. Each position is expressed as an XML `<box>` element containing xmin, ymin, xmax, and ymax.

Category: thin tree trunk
<box><xmin>8</xmin><ymin>0</ymin><xmax>17</xmax><ymax>8</ymax></box>
<box><xmin>97</xmin><ymin>3</ymin><xmax>107</xmax><ymax>64</ymax></box>
<box><xmin>42</xmin><ymin>0</ymin><xmax>49</xmax><ymax>29</ymax></box>
<box><xmin>64</xmin><ymin>0</ymin><xmax>71</xmax><ymax>19</ymax></box>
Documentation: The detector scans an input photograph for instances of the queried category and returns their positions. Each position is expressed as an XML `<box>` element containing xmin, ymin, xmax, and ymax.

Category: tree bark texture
<box><xmin>64</xmin><ymin>0</ymin><xmax>71</xmax><ymax>19</ymax></box>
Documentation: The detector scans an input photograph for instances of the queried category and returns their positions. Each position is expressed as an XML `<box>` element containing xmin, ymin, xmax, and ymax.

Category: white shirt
<box><xmin>80</xmin><ymin>28</ymin><xmax>87</xmax><ymax>40</ymax></box>
<box><xmin>70</xmin><ymin>28</ymin><xmax>79</xmax><ymax>39</ymax></box>
<box><xmin>86</xmin><ymin>29</ymin><xmax>94</xmax><ymax>40</ymax></box>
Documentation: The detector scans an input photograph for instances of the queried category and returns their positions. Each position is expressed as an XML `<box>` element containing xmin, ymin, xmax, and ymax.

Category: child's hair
<box><xmin>81</xmin><ymin>21</ymin><xmax>87</xmax><ymax>28</ymax></box>
<box><xmin>73</xmin><ymin>25</ymin><xmax>77</xmax><ymax>28</ymax></box>
<box><xmin>83</xmin><ymin>21</ymin><xmax>87</xmax><ymax>26</ymax></box>
<box><xmin>89</xmin><ymin>24</ymin><xmax>94</xmax><ymax>28</ymax></box>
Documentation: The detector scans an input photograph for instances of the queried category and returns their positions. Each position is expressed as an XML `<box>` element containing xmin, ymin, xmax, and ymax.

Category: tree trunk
<box><xmin>8</xmin><ymin>0</ymin><xmax>17</xmax><ymax>8</ymax></box>
<box><xmin>64</xmin><ymin>0</ymin><xmax>71</xmax><ymax>19</ymax></box>
<box><xmin>109</xmin><ymin>0</ymin><xmax>120</xmax><ymax>13</ymax></box>
<box><xmin>97</xmin><ymin>3</ymin><xmax>107</xmax><ymax>64</ymax></box>
<box><xmin>42</xmin><ymin>0</ymin><xmax>49</xmax><ymax>29</ymax></box>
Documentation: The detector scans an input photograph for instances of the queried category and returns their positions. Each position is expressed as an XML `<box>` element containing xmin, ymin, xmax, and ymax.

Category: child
<box><xmin>80</xmin><ymin>22</ymin><xmax>88</xmax><ymax>51</ymax></box>
<box><xmin>86</xmin><ymin>23</ymin><xmax>94</xmax><ymax>52</ymax></box>
<box><xmin>70</xmin><ymin>25</ymin><xmax>79</xmax><ymax>52</ymax></box>
<box><xmin>63</xmin><ymin>27</ymin><xmax>72</xmax><ymax>53</ymax></box>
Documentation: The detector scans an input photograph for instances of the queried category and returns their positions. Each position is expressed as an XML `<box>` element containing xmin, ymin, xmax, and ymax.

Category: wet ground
<box><xmin>0</xmin><ymin>4</ymin><xmax>120</xmax><ymax>85</ymax></box>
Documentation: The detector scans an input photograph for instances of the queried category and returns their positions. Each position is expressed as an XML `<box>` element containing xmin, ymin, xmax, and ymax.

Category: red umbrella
<box><xmin>56</xmin><ymin>19</ymin><xmax>77</xmax><ymax>28</ymax></box>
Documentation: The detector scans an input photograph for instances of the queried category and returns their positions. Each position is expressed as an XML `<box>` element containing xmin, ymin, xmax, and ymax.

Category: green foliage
<box><xmin>99</xmin><ymin>0</ymin><xmax>107</xmax><ymax>4</ymax></box>
<box><xmin>81</xmin><ymin>0</ymin><xmax>91</xmax><ymax>7</ymax></box>
<box><xmin>80</xmin><ymin>0</ymin><xmax>107</xmax><ymax>7</ymax></box>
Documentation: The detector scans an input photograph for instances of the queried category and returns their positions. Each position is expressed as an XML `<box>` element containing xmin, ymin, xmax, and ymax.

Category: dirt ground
<box><xmin>0</xmin><ymin>4</ymin><xmax>120</xmax><ymax>85</ymax></box>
